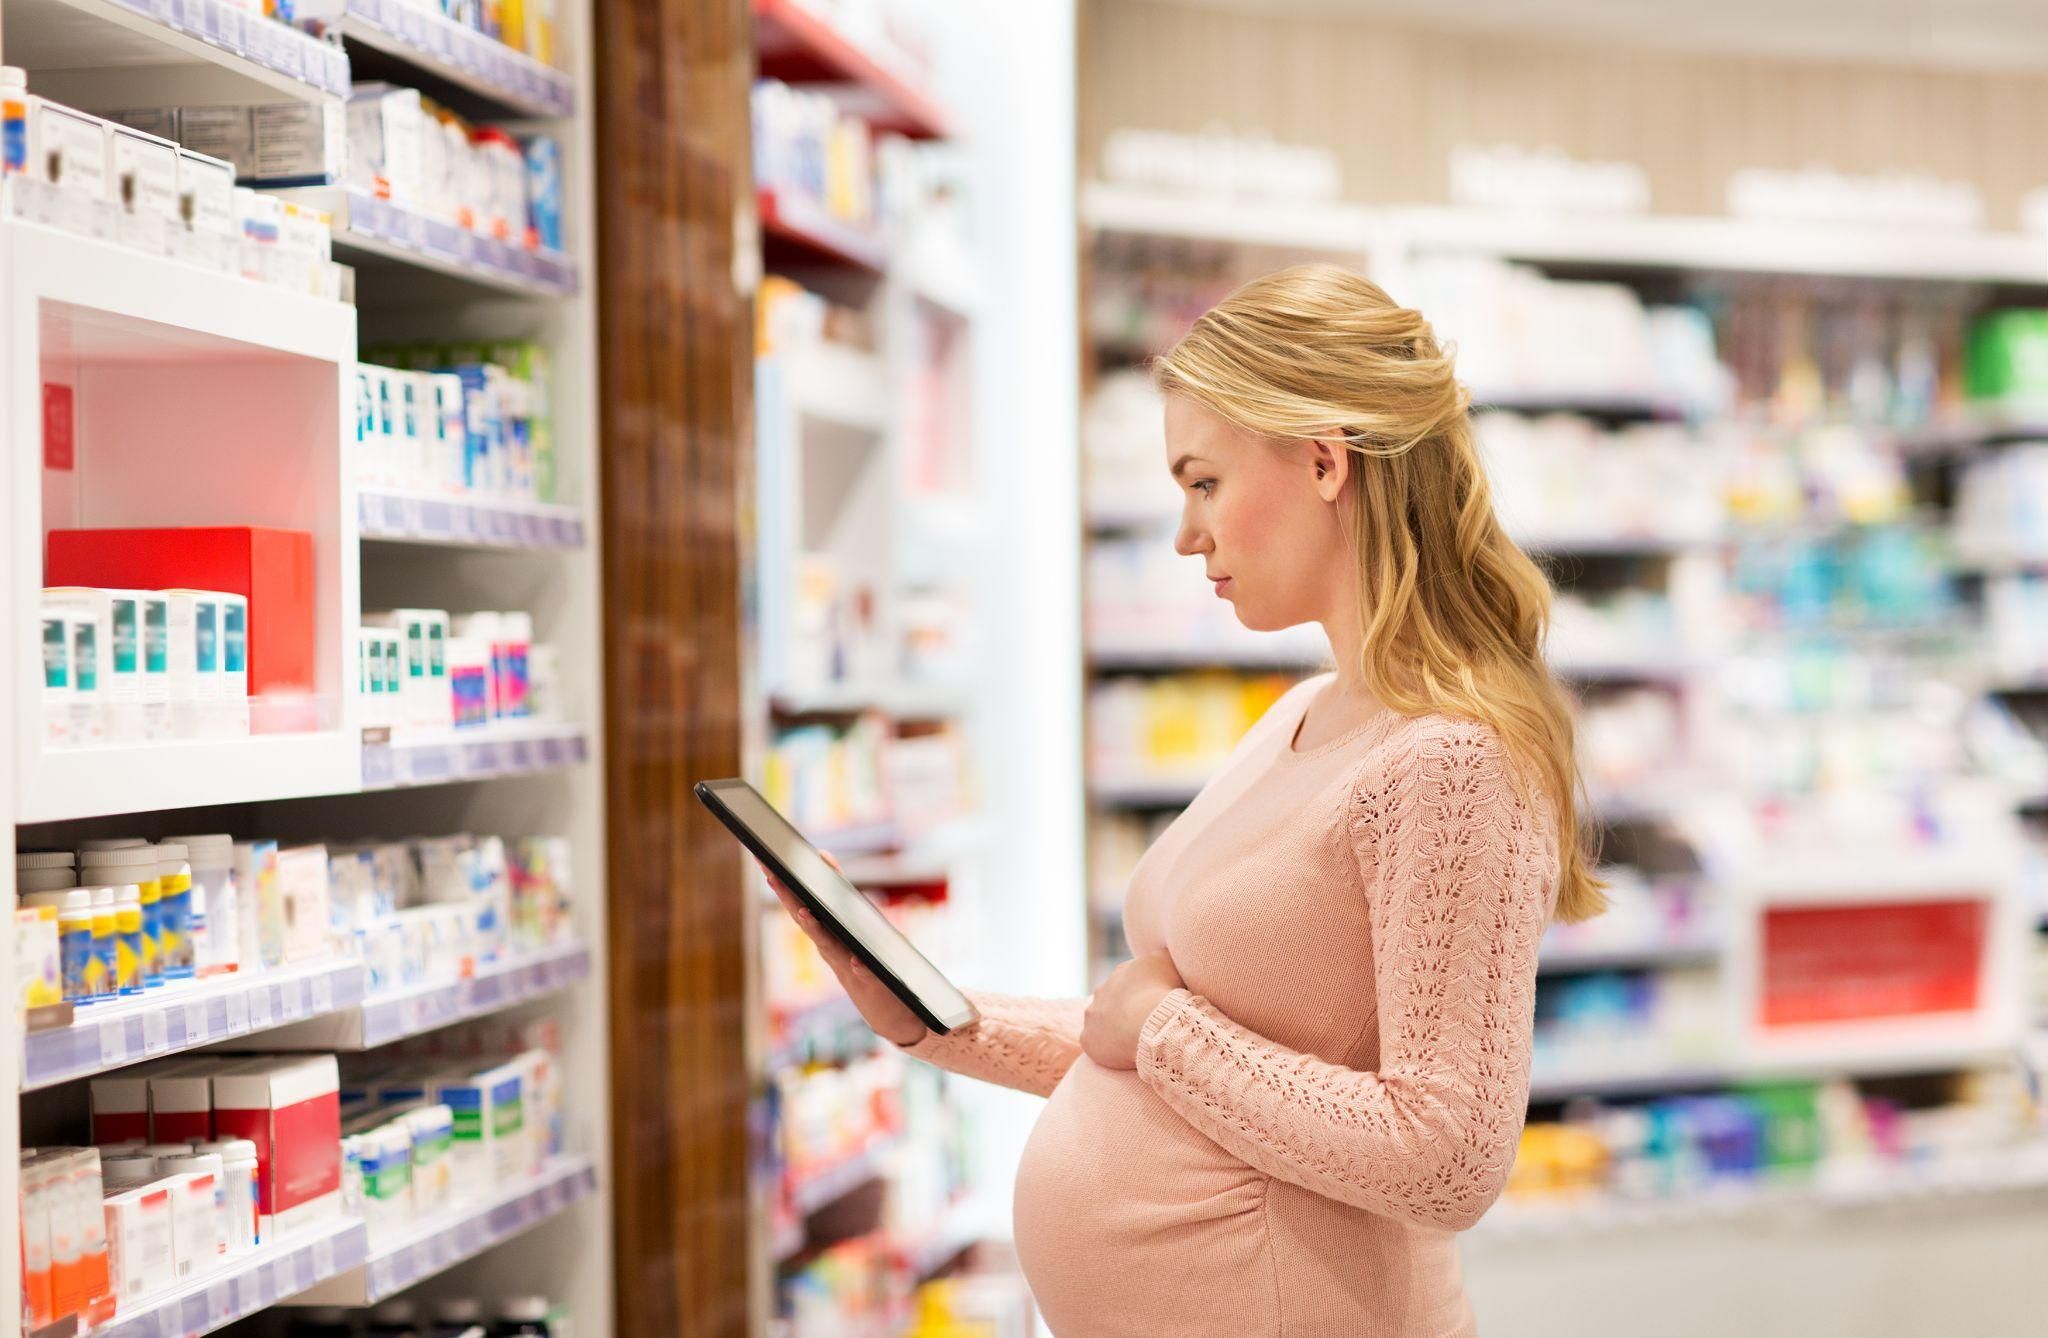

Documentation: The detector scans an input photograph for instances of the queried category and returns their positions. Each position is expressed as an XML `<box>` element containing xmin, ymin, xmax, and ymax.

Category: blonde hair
<box><xmin>1153</xmin><ymin>264</ymin><xmax>1605</xmax><ymax>924</ymax></box>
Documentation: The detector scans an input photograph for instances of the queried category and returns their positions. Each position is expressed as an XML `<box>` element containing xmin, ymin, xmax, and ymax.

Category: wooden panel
<box><xmin>593</xmin><ymin>0</ymin><xmax>756</xmax><ymax>1333</ymax></box>
<box><xmin>1081</xmin><ymin>0</ymin><xmax>2048</xmax><ymax>226</ymax></box>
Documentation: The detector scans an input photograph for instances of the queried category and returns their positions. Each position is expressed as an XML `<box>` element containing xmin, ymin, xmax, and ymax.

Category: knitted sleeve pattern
<box><xmin>898</xmin><ymin>991</ymin><xmax>1086</xmax><ymax>1098</ymax></box>
<box><xmin>1134</xmin><ymin>718</ymin><xmax>1557</xmax><ymax>1231</ymax></box>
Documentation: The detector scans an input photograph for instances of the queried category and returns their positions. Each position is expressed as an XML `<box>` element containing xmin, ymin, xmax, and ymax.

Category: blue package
<box><xmin>523</xmin><ymin>135</ymin><xmax>562</xmax><ymax>251</ymax></box>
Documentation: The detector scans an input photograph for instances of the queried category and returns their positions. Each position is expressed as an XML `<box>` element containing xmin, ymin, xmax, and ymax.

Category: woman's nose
<box><xmin>1174</xmin><ymin>516</ymin><xmax>1208</xmax><ymax>557</ymax></box>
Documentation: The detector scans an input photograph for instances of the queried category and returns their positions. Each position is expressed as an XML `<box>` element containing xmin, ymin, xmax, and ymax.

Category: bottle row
<box><xmin>117</xmin><ymin>89</ymin><xmax>567</xmax><ymax>255</ymax></box>
<box><xmin>14</xmin><ymin>830</ymin><xmax>575</xmax><ymax>1015</ymax></box>
<box><xmin>355</xmin><ymin>340</ymin><xmax>558</xmax><ymax>506</ymax></box>
<box><xmin>765</xmin><ymin>715</ymin><xmax>970</xmax><ymax>844</ymax></box>
<box><xmin>3</xmin><ymin>69</ymin><xmax>344</xmax><ymax>300</ymax></box>
<box><xmin>1509</xmin><ymin>1067</ymin><xmax>2040</xmax><ymax>1208</ymax></box>
<box><xmin>40</xmin><ymin>587</ymin><xmax>250</xmax><ymax>748</ymax></box>
<box><xmin>296</xmin><ymin>0</ymin><xmax>565</xmax><ymax>70</ymax></box>
<box><xmin>359</xmin><ymin>608</ymin><xmax>559</xmax><ymax>733</ymax></box>
<box><xmin>36</xmin><ymin>1033</ymin><xmax>566</xmax><ymax>1329</ymax></box>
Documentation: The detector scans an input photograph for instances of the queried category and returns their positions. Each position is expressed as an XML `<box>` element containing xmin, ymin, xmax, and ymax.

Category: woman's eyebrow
<box><xmin>1170</xmin><ymin>454</ymin><xmax>1209</xmax><ymax>479</ymax></box>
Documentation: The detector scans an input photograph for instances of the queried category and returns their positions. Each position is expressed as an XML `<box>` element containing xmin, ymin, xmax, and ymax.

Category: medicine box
<box><xmin>275</xmin><ymin>844</ymin><xmax>332</xmax><ymax>965</ymax></box>
<box><xmin>211</xmin><ymin>1054</ymin><xmax>342</xmax><ymax>1236</ymax></box>
<box><xmin>106</xmin><ymin>122</ymin><xmax>179</xmax><ymax>223</ymax></box>
<box><xmin>102</xmin><ymin>1184</ymin><xmax>174</xmax><ymax>1304</ymax></box>
<box><xmin>90</xmin><ymin>1073</ymin><xmax>152</xmax><ymax>1145</ymax></box>
<box><xmin>46</xmin><ymin>527</ymin><xmax>317</xmax><ymax>698</ymax></box>
<box><xmin>149</xmin><ymin>1068</ymin><xmax>214</xmax><ymax>1143</ymax></box>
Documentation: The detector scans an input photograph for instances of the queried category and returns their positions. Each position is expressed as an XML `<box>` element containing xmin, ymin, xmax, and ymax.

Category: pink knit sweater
<box><xmin>903</xmin><ymin>674</ymin><xmax>1560</xmax><ymax>1337</ymax></box>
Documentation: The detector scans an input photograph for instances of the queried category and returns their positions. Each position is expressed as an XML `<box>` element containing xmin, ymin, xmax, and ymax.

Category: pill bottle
<box><xmin>80</xmin><ymin>846</ymin><xmax>161</xmax><ymax>985</ymax></box>
<box><xmin>152</xmin><ymin>843</ymin><xmax>194</xmax><ymax>978</ymax></box>
<box><xmin>165</xmin><ymin>834</ymin><xmax>238</xmax><ymax>977</ymax></box>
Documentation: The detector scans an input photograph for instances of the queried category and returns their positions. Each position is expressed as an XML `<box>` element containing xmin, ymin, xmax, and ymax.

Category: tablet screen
<box><xmin>698</xmin><ymin>780</ymin><xmax>977</xmax><ymax>1033</ymax></box>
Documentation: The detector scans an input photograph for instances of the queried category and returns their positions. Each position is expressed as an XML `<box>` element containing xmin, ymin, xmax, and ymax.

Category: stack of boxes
<box><xmin>359</xmin><ymin>607</ymin><xmax>557</xmax><ymax>733</ymax></box>
<box><xmin>355</xmin><ymin>341</ymin><xmax>556</xmax><ymax>503</ymax></box>
<box><xmin>1</xmin><ymin>69</ymin><xmax>340</xmax><ymax>297</ymax></box>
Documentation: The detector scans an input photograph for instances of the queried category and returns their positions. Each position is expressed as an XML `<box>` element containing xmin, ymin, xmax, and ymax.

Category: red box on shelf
<box><xmin>45</xmin><ymin>527</ymin><xmax>316</xmax><ymax>697</ymax></box>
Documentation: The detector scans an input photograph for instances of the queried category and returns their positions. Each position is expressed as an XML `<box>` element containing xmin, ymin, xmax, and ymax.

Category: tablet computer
<box><xmin>695</xmin><ymin>778</ymin><xmax>979</xmax><ymax>1035</ymax></box>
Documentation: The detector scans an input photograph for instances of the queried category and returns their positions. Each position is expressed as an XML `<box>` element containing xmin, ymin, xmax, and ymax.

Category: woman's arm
<box><xmin>899</xmin><ymin>992</ymin><xmax>1086</xmax><ymax>1098</ymax></box>
<box><xmin>1132</xmin><ymin>720</ymin><xmax>1556</xmax><ymax>1231</ymax></box>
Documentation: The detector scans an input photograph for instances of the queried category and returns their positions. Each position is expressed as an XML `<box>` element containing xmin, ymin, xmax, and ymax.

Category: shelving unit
<box><xmin>276</xmin><ymin>188</ymin><xmax>580</xmax><ymax>300</ymax></box>
<box><xmin>3</xmin><ymin>0</ymin><xmax>351</xmax><ymax>105</ymax></box>
<box><xmin>95</xmin><ymin>1215</ymin><xmax>371</xmax><ymax>1338</ymax></box>
<box><xmin>296</xmin><ymin>1155</ymin><xmax>599</xmax><ymax>1306</ymax></box>
<box><xmin>0</xmin><ymin>0</ymin><xmax>609</xmax><ymax>1323</ymax></box>
<box><xmin>1077</xmin><ymin>178</ymin><xmax>2048</xmax><ymax>1229</ymax></box>
<box><xmin>747</xmin><ymin>4</ymin><xmax>1009</xmax><ymax>1324</ymax></box>
<box><xmin>23</xmin><ymin>957</ymin><xmax>366</xmax><ymax>1091</ymax></box>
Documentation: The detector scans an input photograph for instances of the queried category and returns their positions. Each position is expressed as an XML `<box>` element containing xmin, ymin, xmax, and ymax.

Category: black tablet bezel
<box><xmin>694</xmin><ymin>778</ymin><xmax>977</xmax><ymax>1036</ymax></box>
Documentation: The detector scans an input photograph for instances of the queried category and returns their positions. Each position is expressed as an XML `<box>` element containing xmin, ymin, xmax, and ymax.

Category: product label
<box><xmin>42</xmin><ymin>383</ymin><xmax>74</xmax><ymax>471</ymax></box>
<box><xmin>112</xmin><ymin>132</ymin><xmax>179</xmax><ymax>220</ymax></box>
<box><xmin>144</xmin><ymin>601</ymin><xmax>168</xmax><ymax>673</ymax></box>
<box><xmin>223</xmin><ymin>604</ymin><xmax>246</xmax><ymax>675</ymax></box>
<box><xmin>407</xmin><ymin>624</ymin><xmax>424</xmax><ymax>678</ymax></box>
<box><xmin>113</xmin><ymin>599</ymin><xmax>138</xmax><ymax>674</ymax></box>
<box><xmin>139</xmin><ymin>880</ymin><xmax>161</xmax><ymax>982</ymax></box>
<box><xmin>3</xmin><ymin>97</ymin><xmax>26</xmax><ymax>176</ymax></box>
<box><xmin>402</xmin><ymin>377</ymin><xmax>419</xmax><ymax>440</ymax></box>
<box><xmin>383</xmin><ymin>641</ymin><xmax>400</xmax><ymax>696</ymax></box>
<box><xmin>41</xmin><ymin>106</ymin><xmax>107</xmax><ymax>197</ymax></box>
<box><xmin>429</xmin><ymin>623</ymin><xmax>446</xmax><ymax>677</ymax></box>
<box><xmin>196</xmin><ymin>602</ymin><xmax>218</xmax><ymax>674</ymax></box>
<box><xmin>116</xmin><ymin>912</ymin><xmax>143</xmax><ymax>993</ymax></box>
<box><xmin>72</xmin><ymin>619</ymin><xmax>97</xmax><ymax>692</ymax></box>
<box><xmin>42</xmin><ymin>616</ymin><xmax>67</xmax><ymax>688</ymax></box>
<box><xmin>59</xmin><ymin>920</ymin><xmax>92</xmax><ymax>1001</ymax></box>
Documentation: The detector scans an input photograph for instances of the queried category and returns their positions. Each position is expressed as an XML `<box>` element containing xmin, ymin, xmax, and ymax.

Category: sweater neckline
<box><xmin>1277</xmin><ymin>678</ymin><xmax>1396</xmax><ymax>762</ymax></box>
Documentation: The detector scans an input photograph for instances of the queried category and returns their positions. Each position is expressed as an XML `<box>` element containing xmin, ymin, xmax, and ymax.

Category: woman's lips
<box><xmin>1212</xmin><ymin>576</ymin><xmax>1231</xmax><ymax>597</ymax></box>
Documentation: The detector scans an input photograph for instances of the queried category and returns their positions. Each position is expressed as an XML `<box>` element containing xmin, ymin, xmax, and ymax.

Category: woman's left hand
<box><xmin>1082</xmin><ymin>949</ymin><xmax>1186</xmax><ymax>1070</ymax></box>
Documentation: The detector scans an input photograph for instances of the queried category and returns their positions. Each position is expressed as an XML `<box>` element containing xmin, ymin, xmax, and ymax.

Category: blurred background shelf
<box><xmin>339</xmin><ymin>0</ymin><xmax>574</xmax><ymax>116</ymax></box>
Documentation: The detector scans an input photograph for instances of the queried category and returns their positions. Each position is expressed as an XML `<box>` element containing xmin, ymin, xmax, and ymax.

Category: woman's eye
<box><xmin>1191</xmin><ymin>480</ymin><xmax>1215</xmax><ymax>498</ymax></box>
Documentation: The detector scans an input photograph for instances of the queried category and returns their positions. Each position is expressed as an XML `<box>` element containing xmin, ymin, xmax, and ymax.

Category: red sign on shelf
<box><xmin>42</xmin><ymin>383</ymin><xmax>74</xmax><ymax>472</ymax></box>
<box><xmin>1759</xmin><ymin>900</ymin><xmax>1988</xmax><ymax>1027</ymax></box>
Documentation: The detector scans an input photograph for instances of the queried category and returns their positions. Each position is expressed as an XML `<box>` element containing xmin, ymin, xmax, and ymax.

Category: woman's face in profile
<box><xmin>1164</xmin><ymin>395</ymin><xmax>1349</xmax><ymax>634</ymax></box>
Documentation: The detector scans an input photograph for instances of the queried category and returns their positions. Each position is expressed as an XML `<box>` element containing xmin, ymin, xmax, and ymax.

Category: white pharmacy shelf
<box><xmin>360</xmin><ymin>721</ymin><xmax>589</xmax><ymax>790</ymax></box>
<box><xmin>1375</xmin><ymin>204</ymin><xmax>2048</xmax><ymax>287</ymax></box>
<box><xmin>787</xmin><ymin>1139</ymin><xmax>898</xmax><ymax>1229</ymax></box>
<box><xmin>294</xmin><ymin>1156</ymin><xmax>598</xmax><ymax>1306</ymax></box>
<box><xmin>1552</xmin><ymin>655</ymin><xmax>1698</xmax><ymax>685</ymax></box>
<box><xmin>1080</xmin><ymin>180</ymin><xmax>1374</xmax><ymax>254</ymax></box>
<box><xmin>267</xmin><ymin>941</ymin><xmax>592</xmax><ymax>1050</ymax></box>
<box><xmin>1527</xmin><ymin>1058</ymin><xmax>1733</xmax><ymax>1102</ymax></box>
<box><xmin>23</xmin><ymin>957</ymin><xmax>365</xmax><ymax>1091</ymax></box>
<box><xmin>1082</xmin><ymin>182</ymin><xmax>2048</xmax><ymax>287</ymax></box>
<box><xmin>769</xmin><ymin>678</ymin><xmax>969</xmax><ymax>719</ymax></box>
<box><xmin>95</xmin><ymin>1214</ymin><xmax>369</xmax><ymax>1338</ymax></box>
<box><xmin>1088</xmin><ymin>641</ymin><xmax>1328</xmax><ymax>672</ymax></box>
<box><xmin>1538</xmin><ymin>931</ymin><xmax>1723</xmax><ymax>973</ymax></box>
<box><xmin>340</xmin><ymin>0</ymin><xmax>574</xmax><ymax>117</ymax></box>
<box><xmin>1472</xmin><ymin>1147</ymin><xmax>2048</xmax><ymax>1243</ymax></box>
<box><xmin>1515</xmin><ymin>531</ymin><xmax>1723</xmax><ymax>557</ymax></box>
<box><xmin>7</xmin><ymin>0</ymin><xmax>349</xmax><ymax>108</ymax></box>
<box><xmin>278</xmin><ymin>187</ymin><xmax>577</xmax><ymax>297</ymax></box>
<box><xmin>21</xmin><ymin>733</ymin><xmax>359</xmax><ymax>824</ymax></box>
<box><xmin>780</xmin><ymin>343</ymin><xmax>892</xmax><ymax>435</ymax></box>
<box><xmin>1090</xmin><ymin>775</ymin><xmax>1206</xmax><ymax>808</ymax></box>
<box><xmin>358</xmin><ymin>488</ymin><xmax>588</xmax><ymax>550</ymax></box>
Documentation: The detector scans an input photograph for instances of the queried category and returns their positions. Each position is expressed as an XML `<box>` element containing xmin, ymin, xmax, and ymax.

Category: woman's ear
<box><xmin>1309</xmin><ymin>434</ymin><xmax>1350</xmax><ymax>503</ymax></box>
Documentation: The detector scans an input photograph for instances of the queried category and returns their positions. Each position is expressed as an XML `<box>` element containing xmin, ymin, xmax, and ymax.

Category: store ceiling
<box><xmin>1154</xmin><ymin>0</ymin><xmax>2048</xmax><ymax>72</ymax></box>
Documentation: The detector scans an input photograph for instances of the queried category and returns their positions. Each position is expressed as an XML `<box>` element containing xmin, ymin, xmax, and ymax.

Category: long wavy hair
<box><xmin>1152</xmin><ymin>264</ymin><xmax>1605</xmax><ymax>924</ymax></box>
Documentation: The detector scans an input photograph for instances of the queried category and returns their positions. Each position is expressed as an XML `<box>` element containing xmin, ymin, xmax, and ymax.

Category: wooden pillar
<box><xmin>594</xmin><ymin>0</ymin><xmax>755</xmax><ymax>1332</ymax></box>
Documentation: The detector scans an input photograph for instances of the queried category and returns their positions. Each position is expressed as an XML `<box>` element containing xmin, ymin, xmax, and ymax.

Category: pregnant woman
<box><xmin>766</xmin><ymin>264</ymin><xmax>1605</xmax><ymax>1336</ymax></box>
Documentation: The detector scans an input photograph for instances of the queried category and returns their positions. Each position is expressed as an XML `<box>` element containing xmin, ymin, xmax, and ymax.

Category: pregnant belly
<box><xmin>1013</xmin><ymin>1058</ymin><xmax>1276</xmax><ymax>1338</ymax></box>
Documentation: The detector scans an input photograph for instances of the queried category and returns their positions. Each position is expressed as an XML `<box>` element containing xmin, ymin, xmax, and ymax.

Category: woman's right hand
<box><xmin>762</xmin><ymin>856</ymin><xmax>930</xmax><ymax>1048</ymax></box>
